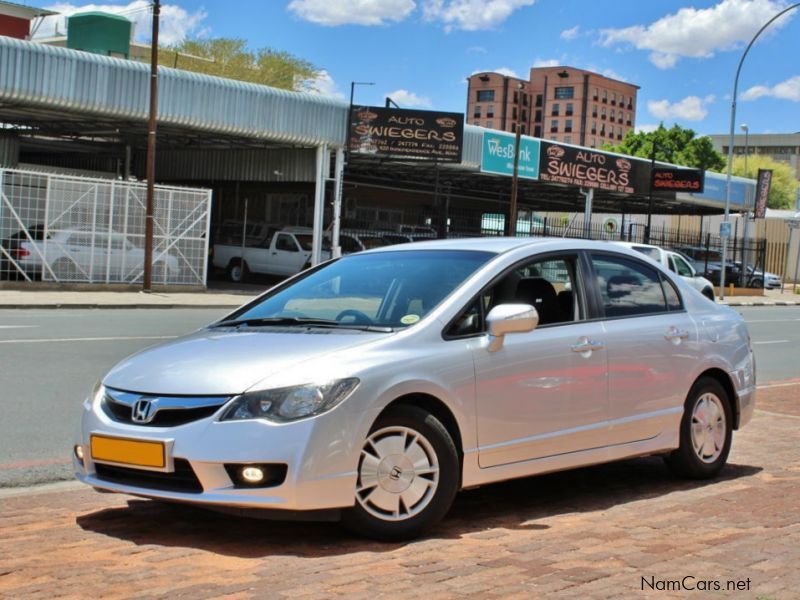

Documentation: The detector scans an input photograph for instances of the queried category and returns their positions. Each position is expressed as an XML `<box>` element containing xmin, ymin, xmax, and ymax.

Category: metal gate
<box><xmin>0</xmin><ymin>169</ymin><xmax>211</xmax><ymax>285</ymax></box>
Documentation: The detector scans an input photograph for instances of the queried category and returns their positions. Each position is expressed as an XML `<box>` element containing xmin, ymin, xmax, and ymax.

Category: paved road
<box><xmin>0</xmin><ymin>305</ymin><xmax>798</xmax><ymax>487</ymax></box>
<box><xmin>2</xmin><ymin>383</ymin><xmax>798</xmax><ymax>599</ymax></box>
<box><xmin>0</xmin><ymin>308</ymin><xmax>229</xmax><ymax>486</ymax></box>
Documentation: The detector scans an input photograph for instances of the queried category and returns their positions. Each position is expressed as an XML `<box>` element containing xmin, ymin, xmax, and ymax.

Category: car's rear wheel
<box><xmin>342</xmin><ymin>405</ymin><xmax>459</xmax><ymax>541</ymax></box>
<box><xmin>750</xmin><ymin>278</ymin><xmax>763</xmax><ymax>289</ymax></box>
<box><xmin>227</xmin><ymin>259</ymin><xmax>248</xmax><ymax>283</ymax></box>
<box><xmin>53</xmin><ymin>257</ymin><xmax>81</xmax><ymax>281</ymax></box>
<box><xmin>665</xmin><ymin>377</ymin><xmax>732</xmax><ymax>479</ymax></box>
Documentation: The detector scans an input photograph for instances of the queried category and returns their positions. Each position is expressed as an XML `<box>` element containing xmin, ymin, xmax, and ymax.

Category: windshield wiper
<box><xmin>212</xmin><ymin>317</ymin><xmax>393</xmax><ymax>333</ymax></box>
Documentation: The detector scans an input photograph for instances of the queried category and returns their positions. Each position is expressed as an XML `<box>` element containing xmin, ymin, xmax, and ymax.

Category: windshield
<box><xmin>225</xmin><ymin>250</ymin><xmax>494</xmax><ymax>329</ymax></box>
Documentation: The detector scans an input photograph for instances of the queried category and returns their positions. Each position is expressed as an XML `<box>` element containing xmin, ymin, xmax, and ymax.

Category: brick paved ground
<box><xmin>1</xmin><ymin>385</ymin><xmax>798</xmax><ymax>600</ymax></box>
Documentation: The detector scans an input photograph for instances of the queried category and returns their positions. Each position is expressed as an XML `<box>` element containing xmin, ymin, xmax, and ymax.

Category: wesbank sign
<box><xmin>480</xmin><ymin>131</ymin><xmax>540</xmax><ymax>180</ymax></box>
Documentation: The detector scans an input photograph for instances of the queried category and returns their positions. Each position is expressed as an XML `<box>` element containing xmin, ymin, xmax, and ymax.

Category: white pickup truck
<box><xmin>213</xmin><ymin>227</ymin><xmax>331</xmax><ymax>282</ymax></box>
<box><xmin>613</xmin><ymin>241</ymin><xmax>715</xmax><ymax>301</ymax></box>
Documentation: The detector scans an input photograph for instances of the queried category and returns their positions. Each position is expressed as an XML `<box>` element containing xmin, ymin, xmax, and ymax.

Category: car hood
<box><xmin>102</xmin><ymin>327</ymin><xmax>388</xmax><ymax>396</ymax></box>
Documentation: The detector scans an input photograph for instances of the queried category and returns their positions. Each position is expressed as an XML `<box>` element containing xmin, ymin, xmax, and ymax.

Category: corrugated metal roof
<box><xmin>0</xmin><ymin>36</ymin><xmax>349</xmax><ymax>147</ymax></box>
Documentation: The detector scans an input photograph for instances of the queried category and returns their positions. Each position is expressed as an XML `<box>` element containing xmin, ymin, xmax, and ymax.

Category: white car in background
<box><xmin>10</xmin><ymin>228</ymin><xmax>179</xmax><ymax>282</ymax></box>
<box><xmin>613</xmin><ymin>242</ymin><xmax>716</xmax><ymax>301</ymax></box>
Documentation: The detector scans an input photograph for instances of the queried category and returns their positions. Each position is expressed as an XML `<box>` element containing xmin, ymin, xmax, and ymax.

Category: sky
<box><xmin>31</xmin><ymin>0</ymin><xmax>800</xmax><ymax>137</ymax></box>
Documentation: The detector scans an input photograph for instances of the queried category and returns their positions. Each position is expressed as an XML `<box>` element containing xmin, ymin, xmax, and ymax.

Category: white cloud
<box><xmin>40</xmin><ymin>1</ymin><xmax>207</xmax><ymax>45</ymax></box>
<box><xmin>531</xmin><ymin>58</ymin><xmax>560</xmax><ymax>68</ymax></box>
<box><xmin>288</xmin><ymin>0</ymin><xmax>415</xmax><ymax>26</ymax></box>
<box><xmin>385</xmin><ymin>89</ymin><xmax>431</xmax><ymax>107</ymax></box>
<box><xmin>636</xmin><ymin>124</ymin><xmax>659</xmax><ymax>133</ymax></box>
<box><xmin>742</xmin><ymin>75</ymin><xmax>800</xmax><ymax>101</ymax></box>
<box><xmin>470</xmin><ymin>67</ymin><xmax>521</xmax><ymax>78</ymax></box>
<box><xmin>422</xmin><ymin>0</ymin><xmax>535</xmax><ymax>32</ymax></box>
<box><xmin>599</xmin><ymin>0</ymin><xmax>794</xmax><ymax>69</ymax></box>
<box><xmin>647</xmin><ymin>95</ymin><xmax>715</xmax><ymax>121</ymax></box>
<box><xmin>300</xmin><ymin>70</ymin><xmax>345</xmax><ymax>99</ymax></box>
<box><xmin>560</xmin><ymin>25</ymin><xmax>580</xmax><ymax>40</ymax></box>
<box><xmin>467</xmin><ymin>46</ymin><xmax>488</xmax><ymax>54</ymax></box>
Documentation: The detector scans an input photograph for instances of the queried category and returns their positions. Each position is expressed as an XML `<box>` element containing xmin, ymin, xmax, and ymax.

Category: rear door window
<box><xmin>591</xmin><ymin>253</ymin><xmax>671</xmax><ymax>318</ymax></box>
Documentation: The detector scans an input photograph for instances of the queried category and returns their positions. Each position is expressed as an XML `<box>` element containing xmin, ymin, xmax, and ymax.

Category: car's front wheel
<box><xmin>665</xmin><ymin>377</ymin><xmax>732</xmax><ymax>479</ymax></box>
<box><xmin>342</xmin><ymin>405</ymin><xmax>459</xmax><ymax>541</ymax></box>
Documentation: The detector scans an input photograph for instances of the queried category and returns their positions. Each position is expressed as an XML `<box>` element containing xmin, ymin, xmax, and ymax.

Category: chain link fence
<box><xmin>0</xmin><ymin>169</ymin><xmax>211</xmax><ymax>286</ymax></box>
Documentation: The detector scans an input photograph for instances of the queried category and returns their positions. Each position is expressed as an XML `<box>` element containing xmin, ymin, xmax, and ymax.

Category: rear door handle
<box><xmin>664</xmin><ymin>327</ymin><xmax>689</xmax><ymax>343</ymax></box>
<box><xmin>571</xmin><ymin>338</ymin><xmax>605</xmax><ymax>353</ymax></box>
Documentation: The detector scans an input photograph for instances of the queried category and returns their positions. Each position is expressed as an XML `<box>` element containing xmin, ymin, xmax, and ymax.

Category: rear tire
<box><xmin>227</xmin><ymin>259</ymin><xmax>248</xmax><ymax>283</ymax></box>
<box><xmin>665</xmin><ymin>377</ymin><xmax>732</xmax><ymax>479</ymax></box>
<box><xmin>342</xmin><ymin>405</ymin><xmax>459</xmax><ymax>541</ymax></box>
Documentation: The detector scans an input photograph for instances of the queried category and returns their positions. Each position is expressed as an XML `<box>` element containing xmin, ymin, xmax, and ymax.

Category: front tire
<box><xmin>342</xmin><ymin>405</ymin><xmax>459</xmax><ymax>541</ymax></box>
<box><xmin>665</xmin><ymin>377</ymin><xmax>732</xmax><ymax>479</ymax></box>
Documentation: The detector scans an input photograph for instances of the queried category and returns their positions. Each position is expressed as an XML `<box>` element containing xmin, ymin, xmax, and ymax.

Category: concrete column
<box><xmin>311</xmin><ymin>144</ymin><xmax>328</xmax><ymax>266</ymax></box>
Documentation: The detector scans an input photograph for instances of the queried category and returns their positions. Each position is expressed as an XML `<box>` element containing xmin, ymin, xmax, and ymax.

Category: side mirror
<box><xmin>486</xmin><ymin>303</ymin><xmax>539</xmax><ymax>352</ymax></box>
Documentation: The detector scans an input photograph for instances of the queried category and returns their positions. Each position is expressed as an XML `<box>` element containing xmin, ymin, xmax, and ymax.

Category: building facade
<box><xmin>466</xmin><ymin>66</ymin><xmax>639</xmax><ymax>148</ymax></box>
<box><xmin>708</xmin><ymin>132</ymin><xmax>800</xmax><ymax>181</ymax></box>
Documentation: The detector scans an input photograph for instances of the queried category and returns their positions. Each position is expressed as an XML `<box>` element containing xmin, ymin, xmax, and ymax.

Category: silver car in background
<box><xmin>74</xmin><ymin>238</ymin><xmax>756</xmax><ymax>540</ymax></box>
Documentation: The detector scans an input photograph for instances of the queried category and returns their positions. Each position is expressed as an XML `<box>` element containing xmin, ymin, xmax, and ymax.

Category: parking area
<box><xmin>1</xmin><ymin>382</ymin><xmax>798</xmax><ymax>599</ymax></box>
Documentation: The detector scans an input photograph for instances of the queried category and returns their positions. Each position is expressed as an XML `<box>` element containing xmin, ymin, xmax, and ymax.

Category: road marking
<box><xmin>757</xmin><ymin>380</ymin><xmax>800</xmax><ymax>389</ymax></box>
<box><xmin>0</xmin><ymin>325</ymin><xmax>38</xmax><ymax>329</ymax></box>
<box><xmin>752</xmin><ymin>340</ymin><xmax>790</xmax><ymax>345</ymax></box>
<box><xmin>0</xmin><ymin>335</ymin><xmax>176</xmax><ymax>344</ymax></box>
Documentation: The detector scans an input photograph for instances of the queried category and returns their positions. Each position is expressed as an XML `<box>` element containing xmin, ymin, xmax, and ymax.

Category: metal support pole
<box><xmin>645</xmin><ymin>142</ymin><xmax>656</xmax><ymax>244</ymax></box>
<box><xmin>143</xmin><ymin>0</ymin><xmax>160</xmax><ymax>291</ymax></box>
<box><xmin>311</xmin><ymin>144</ymin><xmax>328</xmax><ymax>266</ymax></box>
<box><xmin>582</xmin><ymin>188</ymin><xmax>593</xmax><ymax>239</ymax></box>
<box><xmin>507</xmin><ymin>85</ymin><xmax>524</xmax><ymax>237</ymax></box>
<box><xmin>721</xmin><ymin>2</ymin><xmax>800</xmax><ymax>300</ymax></box>
<box><xmin>794</xmin><ymin>233</ymin><xmax>800</xmax><ymax>289</ymax></box>
<box><xmin>332</xmin><ymin>147</ymin><xmax>344</xmax><ymax>258</ymax></box>
<box><xmin>782</xmin><ymin>228</ymin><xmax>793</xmax><ymax>294</ymax></box>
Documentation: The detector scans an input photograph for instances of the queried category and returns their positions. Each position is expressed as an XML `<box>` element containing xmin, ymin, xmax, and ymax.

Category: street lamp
<box><xmin>720</xmin><ymin>2</ymin><xmax>800</xmax><ymax>300</ymax></box>
<box><xmin>740</xmin><ymin>123</ymin><xmax>749</xmax><ymax>175</ymax></box>
<box><xmin>507</xmin><ymin>82</ymin><xmax>525</xmax><ymax>236</ymax></box>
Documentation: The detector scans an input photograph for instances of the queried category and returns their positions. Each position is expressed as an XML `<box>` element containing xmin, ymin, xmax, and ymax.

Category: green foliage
<box><xmin>603</xmin><ymin>124</ymin><xmax>726</xmax><ymax>171</ymax></box>
<box><xmin>158</xmin><ymin>38</ymin><xmax>319</xmax><ymax>91</ymax></box>
<box><xmin>730</xmin><ymin>154</ymin><xmax>799</xmax><ymax>210</ymax></box>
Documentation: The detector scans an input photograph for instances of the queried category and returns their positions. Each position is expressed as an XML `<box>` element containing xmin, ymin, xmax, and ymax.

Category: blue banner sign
<box><xmin>480</xmin><ymin>131</ymin><xmax>540</xmax><ymax>179</ymax></box>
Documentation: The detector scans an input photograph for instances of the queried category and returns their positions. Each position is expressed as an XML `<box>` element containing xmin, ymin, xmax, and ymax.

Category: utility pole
<box><xmin>143</xmin><ymin>0</ymin><xmax>160</xmax><ymax>291</ymax></box>
<box><xmin>507</xmin><ymin>82</ymin><xmax>524</xmax><ymax>236</ymax></box>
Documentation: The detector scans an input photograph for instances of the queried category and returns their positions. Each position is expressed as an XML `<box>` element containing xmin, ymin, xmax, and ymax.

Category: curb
<box><xmin>721</xmin><ymin>301</ymin><xmax>800</xmax><ymax>307</ymax></box>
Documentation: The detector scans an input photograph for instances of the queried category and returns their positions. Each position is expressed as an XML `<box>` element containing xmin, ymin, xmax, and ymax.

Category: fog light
<box><xmin>241</xmin><ymin>466</ymin><xmax>265</xmax><ymax>484</ymax></box>
<box><xmin>74</xmin><ymin>445</ymin><xmax>85</xmax><ymax>461</ymax></box>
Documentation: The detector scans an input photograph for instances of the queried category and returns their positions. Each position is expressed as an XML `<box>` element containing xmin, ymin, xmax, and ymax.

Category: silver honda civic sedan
<box><xmin>74</xmin><ymin>238</ymin><xmax>756</xmax><ymax>540</ymax></box>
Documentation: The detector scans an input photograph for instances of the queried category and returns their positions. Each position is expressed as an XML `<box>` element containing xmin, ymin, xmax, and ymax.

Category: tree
<box><xmin>603</xmin><ymin>124</ymin><xmax>726</xmax><ymax>171</ymax></box>
<box><xmin>159</xmin><ymin>38</ymin><xmax>320</xmax><ymax>91</ymax></box>
<box><xmin>730</xmin><ymin>154</ymin><xmax>799</xmax><ymax>210</ymax></box>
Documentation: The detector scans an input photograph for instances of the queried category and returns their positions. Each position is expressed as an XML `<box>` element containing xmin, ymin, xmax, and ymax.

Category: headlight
<box><xmin>219</xmin><ymin>378</ymin><xmax>360</xmax><ymax>423</ymax></box>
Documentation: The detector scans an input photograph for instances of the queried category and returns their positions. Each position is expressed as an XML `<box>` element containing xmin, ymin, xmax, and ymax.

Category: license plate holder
<box><xmin>90</xmin><ymin>433</ymin><xmax>174</xmax><ymax>472</ymax></box>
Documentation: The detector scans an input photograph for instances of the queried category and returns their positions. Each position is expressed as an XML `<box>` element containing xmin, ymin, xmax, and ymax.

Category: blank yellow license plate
<box><xmin>91</xmin><ymin>435</ymin><xmax>166</xmax><ymax>468</ymax></box>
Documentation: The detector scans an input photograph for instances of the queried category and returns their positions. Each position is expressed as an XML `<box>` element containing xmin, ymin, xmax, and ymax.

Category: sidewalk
<box><xmin>0</xmin><ymin>284</ymin><xmax>797</xmax><ymax>309</ymax></box>
<box><xmin>0</xmin><ymin>287</ymin><xmax>259</xmax><ymax>309</ymax></box>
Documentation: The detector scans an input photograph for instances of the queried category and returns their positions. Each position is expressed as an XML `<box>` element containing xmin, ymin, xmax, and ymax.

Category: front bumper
<box><xmin>74</xmin><ymin>396</ymin><xmax>360</xmax><ymax>512</ymax></box>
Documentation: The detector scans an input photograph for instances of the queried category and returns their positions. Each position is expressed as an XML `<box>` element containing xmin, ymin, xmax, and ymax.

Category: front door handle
<box><xmin>571</xmin><ymin>338</ymin><xmax>605</xmax><ymax>354</ymax></box>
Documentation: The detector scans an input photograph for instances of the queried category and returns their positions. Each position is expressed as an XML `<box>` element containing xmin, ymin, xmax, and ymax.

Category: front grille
<box><xmin>94</xmin><ymin>458</ymin><xmax>203</xmax><ymax>493</ymax></box>
<box><xmin>101</xmin><ymin>392</ymin><xmax>227</xmax><ymax>427</ymax></box>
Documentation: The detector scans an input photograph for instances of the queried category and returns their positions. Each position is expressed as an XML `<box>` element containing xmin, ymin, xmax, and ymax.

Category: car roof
<box><xmin>359</xmin><ymin>236</ymin><xmax>646</xmax><ymax>256</ymax></box>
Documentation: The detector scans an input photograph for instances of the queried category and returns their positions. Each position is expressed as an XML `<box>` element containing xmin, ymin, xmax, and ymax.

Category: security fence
<box><xmin>0</xmin><ymin>169</ymin><xmax>211</xmax><ymax>285</ymax></box>
<box><xmin>333</xmin><ymin>205</ymin><xmax>770</xmax><ymax>289</ymax></box>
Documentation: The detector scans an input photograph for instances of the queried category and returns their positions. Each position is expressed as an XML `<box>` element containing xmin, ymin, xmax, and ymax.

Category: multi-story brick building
<box><xmin>466</xmin><ymin>66</ymin><xmax>639</xmax><ymax>148</ymax></box>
